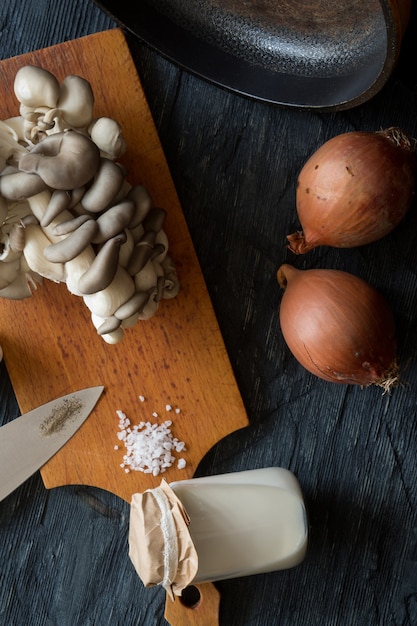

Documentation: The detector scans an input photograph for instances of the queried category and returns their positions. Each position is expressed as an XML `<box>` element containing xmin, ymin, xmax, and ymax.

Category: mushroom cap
<box><xmin>14</xmin><ymin>66</ymin><xmax>60</xmax><ymax>109</ymax></box>
<box><xmin>57</xmin><ymin>75</ymin><xmax>95</xmax><ymax>128</ymax></box>
<box><xmin>18</xmin><ymin>130</ymin><xmax>101</xmax><ymax>190</ymax></box>
<box><xmin>88</xmin><ymin>117</ymin><xmax>127</xmax><ymax>158</ymax></box>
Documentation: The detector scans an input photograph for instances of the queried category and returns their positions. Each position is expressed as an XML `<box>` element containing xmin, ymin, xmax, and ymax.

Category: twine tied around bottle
<box><xmin>129</xmin><ymin>479</ymin><xmax>198</xmax><ymax>600</ymax></box>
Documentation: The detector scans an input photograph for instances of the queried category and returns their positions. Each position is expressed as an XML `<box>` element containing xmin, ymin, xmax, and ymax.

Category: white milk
<box><xmin>170</xmin><ymin>467</ymin><xmax>308</xmax><ymax>583</ymax></box>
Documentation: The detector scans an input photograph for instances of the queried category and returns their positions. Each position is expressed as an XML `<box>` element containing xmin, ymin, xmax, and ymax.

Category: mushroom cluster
<box><xmin>0</xmin><ymin>66</ymin><xmax>180</xmax><ymax>343</ymax></box>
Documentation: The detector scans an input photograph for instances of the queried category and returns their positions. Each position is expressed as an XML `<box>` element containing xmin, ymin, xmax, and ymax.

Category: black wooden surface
<box><xmin>1</xmin><ymin>1</ymin><xmax>417</xmax><ymax>625</ymax></box>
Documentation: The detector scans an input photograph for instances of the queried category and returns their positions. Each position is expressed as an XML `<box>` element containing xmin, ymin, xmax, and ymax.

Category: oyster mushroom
<box><xmin>88</xmin><ymin>117</ymin><xmax>127</xmax><ymax>158</ymax></box>
<box><xmin>134</xmin><ymin>259</ymin><xmax>158</xmax><ymax>292</ymax></box>
<box><xmin>0</xmin><ymin>271</ymin><xmax>41</xmax><ymax>300</ymax></box>
<box><xmin>56</xmin><ymin>75</ymin><xmax>95</xmax><ymax>128</ymax></box>
<box><xmin>52</xmin><ymin>213</ymin><xmax>93</xmax><ymax>236</ymax></box>
<box><xmin>0</xmin><ymin>120</ymin><xmax>27</xmax><ymax>171</ymax></box>
<box><xmin>160</xmin><ymin>254</ymin><xmax>180</xmax><ymax>299</ymax></box>
<box><xmin>83</xmin><ymin>265</ymin><xmax>136</xmax><ymax>318</ymax></box>
<box><xmin>40</xmin><ymin>189</ymin><xmax>72</xmax><ymax>227</ymax></box>
<box><xmin>95</xmin><ymin>314</ymin><xmax>122</xmax><ymax>336</ymax></box>
<box><xmin>92</xmin><ymin>200</ymin><xmax>135</xmax><ymax>243</ymax></box>
<box><xmin>22</xmin><ymin>223</ymin><xmax>66</xmax><ymax>282</ymax></box>
<box><xmin>78</xmin><ymin>235</ymin><xmax>126</xmax><ymax>295</ymax></box>
<box><xmin>0</xmin><ymin>171</ymin><xmax>48</xmax><ymax>200</ymax></box>
<box><xmin>0</xmin><ymin>64</ymin><xmax>181</xmax><ymax>343</ymax></box>
<box><xmin>0</xmin><ymin>257</ymin><xmax>20</xmax><ymax>290</ymax></box>
<box><xmin>17</xmin><ymin>130</ymin><xmax>100</xmax><ymax>190</ymax></box>
<box><xmin>80</xmin><ymin>157</ymin><xmax>126</xmax><ymax>213</ymax></box>
<box><xmin>14</xmin><ymin>66</ymin><xmax>60</xmax><ymax>110</ymax></box>
<box><xmin>126</xmin><ymin>231</ymin><xmax>164</xmax><ymax>275</ymax></box>
<box><xmin>114</xmin><ymin>291</ymin><xmax>151</xmax><ymax>321</ymax></box>
<box><xmin>127</xmin><ymin>184</ymin><xmax>152</xmax><ymax>228</ymax></box>
<box><xmin>43</xmin><ymin>218</ymin><xmax>98</xmax><ymax>263</ymax></box>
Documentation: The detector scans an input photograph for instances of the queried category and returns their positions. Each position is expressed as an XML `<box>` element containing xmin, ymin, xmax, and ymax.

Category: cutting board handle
<box><xmin>164</xmin><ymin>583</ymin><xmax>221</xmax><ymax>626</ymax></box>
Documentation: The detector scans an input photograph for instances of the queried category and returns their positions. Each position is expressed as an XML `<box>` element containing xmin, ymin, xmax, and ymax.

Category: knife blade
<box><xmin>0</xmin><ymin>386</ymin><xmax>104</xmax><ymax>502</ymax></box>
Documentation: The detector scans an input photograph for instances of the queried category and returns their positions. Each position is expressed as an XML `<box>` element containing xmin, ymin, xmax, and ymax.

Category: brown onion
<box><xmin>287</xmin><ymin>127</ymin><xmax>416</xmax><ymax>254</ymax></box>
<box><xmin>277</xmin><ymin>264</ymin><xmax>399</xmax><ymax>390</ymax></box>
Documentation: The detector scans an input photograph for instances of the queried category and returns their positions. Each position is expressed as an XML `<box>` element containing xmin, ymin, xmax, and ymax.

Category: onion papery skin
<box><xmin>287</xmin><ymin>128</ymin><xmax>416</xmax><ymax>254</ymax></box>
<box><xmin>277</xmin><ymin>264</ymin><xmax>399</xmax><ymax>390</ymax></box>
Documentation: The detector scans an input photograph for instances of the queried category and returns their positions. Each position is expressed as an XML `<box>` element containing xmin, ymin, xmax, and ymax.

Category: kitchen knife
<box><xmin>0</xmin><ymin>386</ymin><xmax>104</xmax><ymax>502</ymax></box>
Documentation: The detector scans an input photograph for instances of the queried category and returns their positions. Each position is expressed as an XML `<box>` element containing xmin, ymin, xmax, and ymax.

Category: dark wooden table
<box><xmin>1</xmin><ymin>1</ymin><xmax>417</xmax><ymax>624</ymax></box>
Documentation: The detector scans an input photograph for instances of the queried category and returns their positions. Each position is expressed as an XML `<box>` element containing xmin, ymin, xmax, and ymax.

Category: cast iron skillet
<box><xmin>94</xmin><ymin>0</ymin><xmax>411</xmax><ymax>110</ymax></box>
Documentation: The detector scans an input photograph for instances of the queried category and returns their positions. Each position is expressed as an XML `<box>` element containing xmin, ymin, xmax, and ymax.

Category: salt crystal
<box><xmin>177</xmin><ymin>458</ymin><xmax>186</xmax><ymax>469</ymax></box>
<box><xmin>115</xmin><ymin>410</ymin><xmax>187</xmax><ymax>475</ymax></box>
<box><xmin>165</xmin><ymin>404</ymin><xmax>172</xmax><ymax>411</ymax></box>
<box><xmin>138</xmin><ymin>395</ymin><xmax>145</xmax><ymax>402</ymax></box>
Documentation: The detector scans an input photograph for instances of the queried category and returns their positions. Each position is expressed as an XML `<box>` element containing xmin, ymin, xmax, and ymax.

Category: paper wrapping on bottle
<box><xmin>129</xmin><ymin>479</ymin><xmax>198</xmax><ymax>600</ymax></box>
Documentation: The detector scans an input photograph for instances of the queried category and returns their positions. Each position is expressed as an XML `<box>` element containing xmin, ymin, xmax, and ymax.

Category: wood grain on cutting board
<box><xmin>0</xmin><ymin>28</ymin><xmax>249</xmax><ymax>503</ymax></box>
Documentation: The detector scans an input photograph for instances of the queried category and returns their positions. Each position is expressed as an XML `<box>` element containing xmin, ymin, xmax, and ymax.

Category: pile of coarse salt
<box><xmin>116</xmin><ymin>404</ymin><xmax>187</xmax><ymax>476</ymax></box>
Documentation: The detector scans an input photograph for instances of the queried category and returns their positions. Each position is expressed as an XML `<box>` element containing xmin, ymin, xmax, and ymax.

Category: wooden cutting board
<box><xmin>0</xmin><ymin>29</ymin><xmax>248</xmax><ymax>624</ymax></box>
